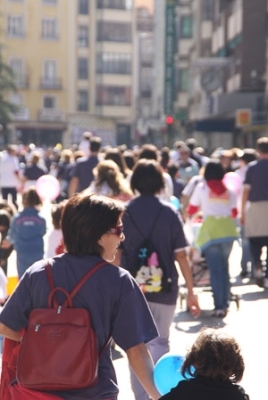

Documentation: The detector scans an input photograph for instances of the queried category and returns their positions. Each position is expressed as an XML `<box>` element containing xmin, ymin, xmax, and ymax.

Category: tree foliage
<box><xmin>0</xmin><ymin>53</ymin><xmax>18</xmax><ymax>128</ymax></box>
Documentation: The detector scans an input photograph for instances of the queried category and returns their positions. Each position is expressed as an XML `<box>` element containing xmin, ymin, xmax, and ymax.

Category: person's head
<box><xmin>30</xmin><ymin>151</ymin><xmax>40</xmax><ymax>165</ymax></box>
<box><xmin>220</xmin><ymin>150</ymin><xmax>233</xmax><ymax>170</ymax></box>
<box><xmin>131</xmin><ymin>159</ymin><xmax>165</xmax><ymax>195</ymax></box>
<box><xmin>73</xmin><ymin>150</ymin><xmax>86</xmax><ymax>161</ymax></box>
<box><xmin>51</xmin><ymin>201</ymin><xmax>67</xmax><ymax>230</ymax></box>
<box><xmin>185</xmin><ymin>138</ymin><xmax>197</xmax><ymax>151</ymax></box>
<box><xmin>160</xmin><ymin>146</ymin><xmax>170</xmax><ymax>169</ymax></box>
<box><xmin>123</xmin><ymin>150</ymin><xmax>136</xmax><ymax>170</ymax></box>
<box><xmin>179</xmin><ymin>145</ymin><xmax>190</xmax><ymax>162</ymax></box>
<box><xmin>90</xmin><ymin>136</ymin><xmax>102</xmax><ymax>153</ymax></box>
<box><xmin>239</xmin><ymin>148</ymin><xmax>257</xmax><ymax>166</ymax></box>
<box><xmin>182</xmin><ymin>328</ymin><xmax>245</xmax><ymax>383</ymax></box>
<box><xmin>22</xmin><ymin>187</ymin><xmax>42</xmax><ymax>208</ymax></box>
<box><xmin>61</xmin><ymin>194</ymin><xmax>125</xmax><ymax>262</ymax></box>
<box><xmin>138</xmin><ymin>144</ymin><xmax>158</xmax><ymax>161</ymax></box>
<box><xmin>204</xmin><ymin>159</ymin><xmax>225</xmax><ymax>181</ymax></box>
<box><xmin>82</xmin><ymin>131</ymin><xmax>92</xmax><ymax>141</ymax></box>
<box><xmin>0</xmin><ymin>209</ymin><xmax>11</xmax><ymax>236</ymax></box>
<box><xmin>167</xmin><ymin>161</ymin><xmax>180</xmax><ymax>179</ymax></box>
<box><xmin>0</xmin><ymin>199</ymin><xmax>17</xmax><ymax>216</ymax></box>
<box><xmin>256</xmin><ymin>137</ymin><xmax>268</xmax><ymax>155</ymax></box>
<box><xmin>93</xmin><ymin>159</ymin><xmax>130</xmax><ymax>196</ymax></box>
<box><xmin>105</xmin><ymin>148</ymin><xmax>129</xmax><ymax>177</ymax></box>
<box><xmin>7</xmin><ymin>144</ymin><xmax>17</xmax><ymax>156</ymax></box>
<box><xmin>60</xmin><ymin>149</ymin><xmax>73</xmax><ymax>163</ymax></box>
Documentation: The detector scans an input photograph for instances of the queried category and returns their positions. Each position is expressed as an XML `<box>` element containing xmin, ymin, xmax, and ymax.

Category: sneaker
<box><xmin>211</xmin><ymin>309</ymin><xmax>227</xmax><ymax>318</ymax></box>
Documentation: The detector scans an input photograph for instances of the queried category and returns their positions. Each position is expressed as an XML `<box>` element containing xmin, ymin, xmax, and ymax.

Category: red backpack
<box><xmin>16</xmin><ymin>260</ymin><xmax>109</xmax><ymax>392</ymax></box>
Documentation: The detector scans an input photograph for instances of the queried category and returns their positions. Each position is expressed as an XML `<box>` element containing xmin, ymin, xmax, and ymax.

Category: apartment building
<box><xmin>0</xmin><ymin>0</ymin><xmax>136</xmax><ymax>147</ymax></box>
<box><xmin>134</xmin><ymin>7</ymin><xmax>154</xmax><ymax>143</ymax></box>
<box><xmin>0</xmin><ymin>0</ymin><xmax>69</xmax><ymax>146</ymax></box>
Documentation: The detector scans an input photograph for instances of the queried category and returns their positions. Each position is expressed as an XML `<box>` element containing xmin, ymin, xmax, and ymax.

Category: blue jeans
<box><xmin>203</xmin><ymin>241</ymin><xmax>233</xmax><ymax>310</ymax></box>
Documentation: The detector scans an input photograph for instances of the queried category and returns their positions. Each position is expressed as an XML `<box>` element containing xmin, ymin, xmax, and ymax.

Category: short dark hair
<box><xmin>0</xmin><ymin>210</ymin><xmax>11</xmax><ymax>228</ymax></box>
<box><xmin>182</xmin><ymin>328</ymin><xmax>245</xmax><ymax>383</ymax></box>
<box><xmin>167</xmin><ymin>161</ymin><xmax>179</xmax><ymax>179</ymax></box>
<box><xmin>22</xmin><ymin>187</ymin><xmax>42</xmax><ymax>207</ymax></box>
<box><xmin>204</xmin><ymin>159</ymin><xmax>224</xmax><ymax>181</ymax></box>
<box><xmin>90</xmin><ymin>136</ymin><xmax>102</xmax><ymax>153</ymax></box>
<box><xmin>256</xmin><ymin>137</ymin><xmax>268</xmax><ymax>154</ymax></box>
<box><xmin>61</xmin><ymin>194</ymin><xmax>125</xmax><ymax>256</ymax></box>
<box><xmin>239</xmin><ymin>149</ymin><xmax>257</xmax><ymax>164</ymax></box>
<box><xmin>138</xmin><ymin>144</ymin><xmax>158</xmax><ymax>161</ymax></box>
<box><xmin>130</xmin><ymin>159</ymin><xmax>165</xmax><ymax>195</ymax></box>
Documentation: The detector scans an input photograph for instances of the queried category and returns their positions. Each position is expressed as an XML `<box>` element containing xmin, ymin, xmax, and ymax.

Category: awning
<box><xmin>194</xmin><ymin>118</ymin><xmax>235</xmax><ymax>132</ymax></box>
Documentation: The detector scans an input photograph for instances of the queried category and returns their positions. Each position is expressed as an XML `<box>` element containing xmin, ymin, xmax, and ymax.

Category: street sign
<box><xmin>235</xmin><ymin>109</ymin><xmax>252</xmax><ymax>127</ymax></box>
<box><xmin>164</xmin><ymin>0</ymin><xmax>176</xmax><ymax>116</ymax></box>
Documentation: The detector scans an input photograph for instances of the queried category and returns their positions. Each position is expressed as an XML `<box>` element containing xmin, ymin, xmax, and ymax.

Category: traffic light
<box><xmin>166</xmin><ymin>115</ymin><xmax>174</xmax><ymax>125</ymax></box>
<box><xmin>165</xmin><ymin>115</ymin><xmax>174</xmax><ymax>134</ymax></box>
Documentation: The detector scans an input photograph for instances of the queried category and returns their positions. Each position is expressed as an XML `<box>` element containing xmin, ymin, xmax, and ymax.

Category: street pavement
<box><xmin>3</xmin><ymin>200</ymin><xmax>268</xmax><ymax>400</ymax></box>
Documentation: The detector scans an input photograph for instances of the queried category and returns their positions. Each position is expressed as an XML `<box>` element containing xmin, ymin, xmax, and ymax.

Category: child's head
<box><xmin>51</xmin><ymin>201</ymin><xmax>67</xmax><ymax>230</ymax></box>
<box><xmin>22</xmin><ymin>187</ymin><xmax>42</xmax><ymax>208</ymax></box>
<box><xmin>182</xmin><ymin>328</ymin><xmax>245</xmax><ymax>383</ymax></box>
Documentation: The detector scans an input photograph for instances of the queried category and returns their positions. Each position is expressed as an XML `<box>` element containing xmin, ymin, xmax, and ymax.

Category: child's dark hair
<box><xmin>22</xmin><ymin>187</ymin><xmax>42</xmax><ymax>207</ymax></box>
<box><xmin>0</xmin><ymin>210</ymin><xmax>11</xmax><ymax>227</ymax></box>
<box><xmin>167</xmin><ymin>162</ymin><xmax>180</xmax><ymax>179</ymax></box>
<box><xmin>51</xmin><ymin>201</ymin><xmax>67</xmax><ymax>229</ymax></box>
<box><xmin>182</xmin><ymin>328</ymin><xmax>245</xmax><ymax>383</ymax></box>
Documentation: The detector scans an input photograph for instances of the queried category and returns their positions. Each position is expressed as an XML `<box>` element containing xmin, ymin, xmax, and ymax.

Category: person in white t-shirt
<box><xmin>0</xmin><ymin>145</ymin><xmax>20</xmax><ymax>206</ymax></box>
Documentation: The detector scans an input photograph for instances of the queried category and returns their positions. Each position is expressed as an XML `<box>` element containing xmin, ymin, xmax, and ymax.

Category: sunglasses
<box><xmin>108</xmin><ymin>225</ymin><xmax>124</xmax><ymax>237</ymax></box>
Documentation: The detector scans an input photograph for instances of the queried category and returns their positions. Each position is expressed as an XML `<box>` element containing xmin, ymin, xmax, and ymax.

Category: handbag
<box><xmin>16</xmin><ymin>260</ymin><xmax>109</xmax><ymax>391</ymax></box>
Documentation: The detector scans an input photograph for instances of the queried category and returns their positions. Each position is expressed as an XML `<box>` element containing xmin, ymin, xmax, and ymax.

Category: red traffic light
<box><xmin>166</xmin><ymin>115</ymin><xmax>174</xmax><ymax>125</ymax></box>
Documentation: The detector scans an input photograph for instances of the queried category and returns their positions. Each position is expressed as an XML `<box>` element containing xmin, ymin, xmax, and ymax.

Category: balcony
<box><xmin>40</xmin><ymin>77</ymin><xmax>62</xmax><ymax>90</ymax></box>
<box><xmin>97</xmin><ymin>0</ymin><xmax>132</xmax><ymax>10</ymax></box>
<box><xmin>39</xmin><ymin>108</ymin><xmax>65</xmax><ymax>122</ymax></box>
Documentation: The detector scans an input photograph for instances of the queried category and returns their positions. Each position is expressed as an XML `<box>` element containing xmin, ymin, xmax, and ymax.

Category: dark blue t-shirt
<box><xmin>244</xmin><ymin>159</ymin><xmax>268</xmax><ymax>202</ymax></box>
<box><xmin>121</xmin><ymin>195</ymin><xmax>188</xmax><ymax>305</ymax></box>
<box><xmin>0</xmin><ymin>254</ymin><xmax>158</xmax><ymax>399</ymax></box>
<box><xmin>72</xmin><ymin>155</ymin><xmax>99</xmax><ymax>192</ymax></box>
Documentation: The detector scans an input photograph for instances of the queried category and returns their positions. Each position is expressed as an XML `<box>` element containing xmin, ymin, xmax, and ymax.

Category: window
<box><xmin>10</xmin><ymin>58</ymin><xmax>27</xmax><ymax>87</ymax></box>
<box><xmin>78</xmin><ymin>58</ymin><xmax>88</xmax><ymax>79</ymax></box>
<box><xmin>78</xmin><ymin>0</ymin><xmax>89</xmax><ymax>14</ymax></box>
<box><xmin>202</xmin><ymin>0</ymin><xmax>213</xmax><ymax>21</ymax></box>
<box><xmin>96</xmin><ymin>53</ymin><xmax>131</xmax><ymax>74</ymax></box>
<box><xmin>7</xmin><ymin>15</ymin><xmax>24</xmax><ymax>37</ymax></box>
<box><xmin>96</xmin><ymin>86</ymin><xmax>131</xmax><ymax>106</ymax></box>
<box><xmin>97</xmin><ymin>0</ymin><xmax>133</xmax><ymax>10</ymax></box>
<box><xmin>78</xmin><ymin>25</ymin><xmax>89</xmax><ymax>47</ymax></box>
<box><xmin>97</xmin><ymin>22</ymin><xmax>132</xmax><ymax>42</ymax></box>
<box><xmin>77</xmin><ymin>90</ymin><xmax>89</xmax><ymax>111</ymax></box>
<box><xmin>42</xmin><ymin>0</ymin><xmax>57</xmax><ymax>4</ymax></box>
<box><xmin>180</xmin><ymin>15</ymin><xmax>193</xmax><ymax>38</ymax></box>
<box><xmin>43</xmin><ymin>96</ymin><xmax>56</xmax><ymax>108</ymax></box>
<box><xmin>41</xmin><ymin>18</ymin><xmax>58</xmax><ymax>39</ymax></box>
<box><xmin>179</xmin><ymin>69</ymin><xmax>189</xmax><ymax>92</ymax></box>
<box><xmin>42</xmin><ymin>60</ymin><xmax>60</xmax><ymax>88</ymax></box>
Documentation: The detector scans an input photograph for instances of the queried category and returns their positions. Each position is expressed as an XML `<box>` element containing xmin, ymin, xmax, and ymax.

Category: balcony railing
<box><xmin>40</xmin><ymin>77</ymin><xmax>62</xmax><ymax>90</ymax></box>
<box><xmin>39</xmin><ymin>108</ymin><xmax>65</xmax><ymax>121</ymax></box>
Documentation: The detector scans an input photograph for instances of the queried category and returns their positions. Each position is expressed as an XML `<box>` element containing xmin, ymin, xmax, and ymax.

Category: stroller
<box><xmin>180</xmin><ymin>215</ymin><xmax>240</xmax><ymax>311</ymax></box>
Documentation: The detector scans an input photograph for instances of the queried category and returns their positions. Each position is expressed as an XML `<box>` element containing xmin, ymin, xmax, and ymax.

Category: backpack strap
<box><xmin>45</xmin><ymin>260</ymin><xmax>108</xmax><ymax>307</ymax></box>
<box><xmin>128</xmin><ymin>206</ymin><xmax>163</xmax><ymax>240</ymax></box>
<box><xmin>45</xmin><ymin>259</ymin><xmax>112</xmax><ymax>355</ymax></box>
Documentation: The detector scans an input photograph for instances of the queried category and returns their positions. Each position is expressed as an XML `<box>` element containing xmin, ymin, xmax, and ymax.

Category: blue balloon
<box><xmin>170</xmin><ymin>196</ymin><xmax>180</xmax><ymax>210</ymax></box>
<box><xmin>153</xmin><ymin>353</ymin><xmax>192</xmax><ymax>395</ymax></box>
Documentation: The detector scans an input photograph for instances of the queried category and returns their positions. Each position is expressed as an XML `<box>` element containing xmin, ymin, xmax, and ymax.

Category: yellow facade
<box><xmin>0</xmin><ymin>0</ymin><xmax>136</xmax><ymax>147</ymax></box>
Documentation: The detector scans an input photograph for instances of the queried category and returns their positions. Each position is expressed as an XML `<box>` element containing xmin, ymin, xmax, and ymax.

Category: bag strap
<box><xmin>128</xmin><ymin>206</ymin><xmax>163</xmax><ymax>240</ymax></box>
<box><xmin>45</xmin><ymin>260</ymin><xmax>108</xmax><ymax>308</ymax></box>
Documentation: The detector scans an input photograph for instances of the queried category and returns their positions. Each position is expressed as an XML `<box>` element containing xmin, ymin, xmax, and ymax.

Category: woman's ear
<box><xmin>97</xmin><ymin>235</ymin><xmax>104</xmax><ymax>247</ymax></box>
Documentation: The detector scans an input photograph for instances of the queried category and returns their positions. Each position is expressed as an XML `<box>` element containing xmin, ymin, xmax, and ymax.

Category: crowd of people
<box><xmin>0</xmin><ymin>133</ymin><xmax>264</xmax><ymax>399</ymax></box>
